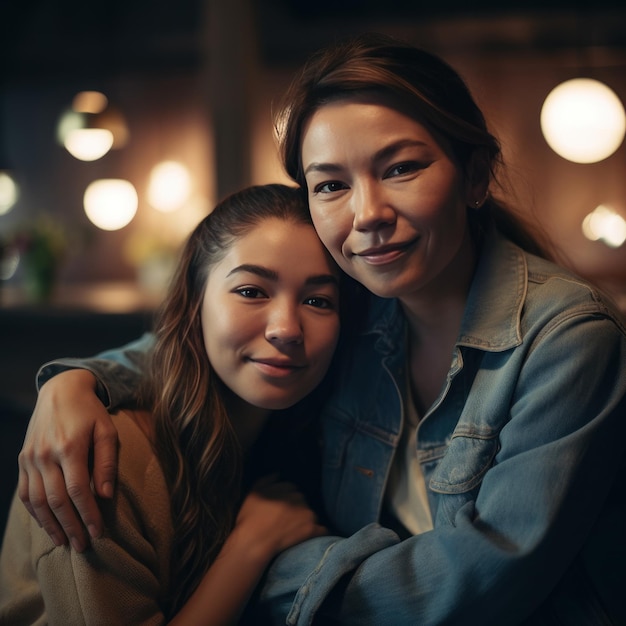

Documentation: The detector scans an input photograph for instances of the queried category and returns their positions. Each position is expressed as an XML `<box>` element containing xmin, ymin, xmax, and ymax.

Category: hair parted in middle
<box><xmin>143</xmin><ymin>183</ymin><xmax>315</xmax><ymax>614</ymax></box>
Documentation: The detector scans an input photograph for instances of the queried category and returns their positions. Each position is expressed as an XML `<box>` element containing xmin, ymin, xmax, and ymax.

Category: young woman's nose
<box><xmin>352</xmin><ymin>180</ymin><xmax>396</xmax><ymax>232</ymax></box>
<box><xmin>265</xmin><ymin>303</ymin><xmax>304</xmax><ymax>345</ymax></box>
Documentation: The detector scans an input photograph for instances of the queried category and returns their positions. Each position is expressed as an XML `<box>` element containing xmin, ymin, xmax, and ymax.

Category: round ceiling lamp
<box><xmin>540</xmin><ymin>78</ymin><xmax>626</xmax><ymax>164</ymax></box>
<box><xmin>84</xmin><ymin>179</ymin><xmax>138</xmax><ymax>230</ymax></box>
<box><xmin>57</xmin><ymin>91</ymin><xmax>129</xmax><ymax>162</ymax></box>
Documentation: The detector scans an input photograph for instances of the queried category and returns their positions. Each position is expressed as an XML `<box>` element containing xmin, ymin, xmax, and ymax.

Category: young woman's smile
<box><xmin>201</xmin><ymin>217</ymin><xmax>340</xmax><ymax>414</ymax></box>
<box><xmin>301</xmin><ymin>93</ymin><xmax>478</xmax><ymax>305</ymax></box>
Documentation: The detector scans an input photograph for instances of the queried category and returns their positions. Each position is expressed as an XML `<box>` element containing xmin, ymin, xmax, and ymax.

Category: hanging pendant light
<box><xmin>57</xmin><ymin>91</ymin><xmax>129</xmax><ymax>162</ymax></box>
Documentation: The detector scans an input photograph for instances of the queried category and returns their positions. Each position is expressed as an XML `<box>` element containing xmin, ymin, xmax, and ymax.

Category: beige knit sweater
<box><xmin>0</xmin><ymin>411</ymin><xmax>173</xmax><ymax>625</ymax></box>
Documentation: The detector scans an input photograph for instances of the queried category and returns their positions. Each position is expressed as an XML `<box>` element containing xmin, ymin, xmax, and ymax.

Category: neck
<box><xmin>400</xmin><ymin>226</ymin><xmax>477</xmax><ymax>345</ymax></box>
<box><xmin>222</xmin><ymin>390</ymin><xmax>272</xmax><ymax>454</ymax></box>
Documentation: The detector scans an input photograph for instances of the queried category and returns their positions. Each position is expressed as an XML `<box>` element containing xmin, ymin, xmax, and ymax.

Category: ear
<box><xmin>464</xmin><ymin>147</ymin><xmax>490</xmax><ymax>208</ymax></box>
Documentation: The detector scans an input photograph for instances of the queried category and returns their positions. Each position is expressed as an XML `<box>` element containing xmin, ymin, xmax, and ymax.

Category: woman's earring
<box><xmin>473</xmin><ymin>193</ymin><xmax>488</xmax><ymax>209</ymax></box>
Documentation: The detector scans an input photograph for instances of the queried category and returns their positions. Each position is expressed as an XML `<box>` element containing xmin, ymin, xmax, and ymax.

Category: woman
<box><xmin>16</xmin><ymin>34</ymin><xmax>626</xmax><ymax>624</ymax></box>
<box><xmin>0</xmin><ymin>184</ymin><xmax>340</xmax><ymax>624</ymax></box>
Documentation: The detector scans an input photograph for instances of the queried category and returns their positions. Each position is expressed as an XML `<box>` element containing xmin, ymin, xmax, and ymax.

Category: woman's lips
<box><xmin>249</xmin><ymin>358</ymin><xmax>304</xmax><ymax>378</ymax></box>
<box><xmin>355</xmin><ymin>239</ymin><xmax>418</xmax><ymax>265</ymax></box>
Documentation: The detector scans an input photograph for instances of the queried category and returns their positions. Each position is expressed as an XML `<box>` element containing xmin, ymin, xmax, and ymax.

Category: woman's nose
<box><xmin>352</xmin><ymin>181</ymin><xmax>396</xmax><ymax>232</ymax></box>
<box><xmin>265</xmin><ymin>304</ymin><xmax>304</xmax><ymax>345</ymax></box>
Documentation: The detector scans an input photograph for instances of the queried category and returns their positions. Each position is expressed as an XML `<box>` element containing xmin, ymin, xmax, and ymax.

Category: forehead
<box><xmin>301</xmin><ymin>92</ymin><xmax>457</xmax><ymax>164</ymax></box>
<box><xmin>213</xmin><ymin>217</ymin><xmax>336</xmax><ymax>274</ymax></box>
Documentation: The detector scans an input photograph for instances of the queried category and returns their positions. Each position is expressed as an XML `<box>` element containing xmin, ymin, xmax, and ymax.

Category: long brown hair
<box><xmin>275</xmin><ymin>32</ymin><xmax>551</xmax><ymax>259</ymax></box>
<box><xmin>144</xmin><ymin>184</ymin><xmax>314</xmax><ymax>614</ymax></box>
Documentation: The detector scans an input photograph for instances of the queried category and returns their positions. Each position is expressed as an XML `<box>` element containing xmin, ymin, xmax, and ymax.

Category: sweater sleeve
<box><xmin>0</xmin><ymin>411</ymin><xmax>173</xmax><ymax>625</ymax></box>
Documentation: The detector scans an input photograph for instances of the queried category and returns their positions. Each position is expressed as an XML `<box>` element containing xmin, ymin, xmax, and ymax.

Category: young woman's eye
<box><xmin>234</xmin><ymin>287</ymin><xmax>266</xmax><ymax>299</ymax></box>
<box><xmin>385</xmin><ymin>162</ymin><xmax>419</xmax><ymax>178</ymax></box>
<box><xmin>313</xmin><ymin>181</ymin><xmax>347</xmax><ymax>194</ymax></box>
<box><xmin>304</xmin><ymin>296</ymin><xmax>335</xmax><ymax>309</ymax></box>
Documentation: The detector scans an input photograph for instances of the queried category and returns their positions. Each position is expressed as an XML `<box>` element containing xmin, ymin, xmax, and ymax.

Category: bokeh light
<box><xmin>582</xmin><ymin>205</ymin><xmax>626</xmax><ymax>248</ymax></box>
<box><xmin>0</xmin><ymin>171</ymin><xmax>19</xmax><ymax>215</ymax></box>
<box><xmin>84</xmin><ymin>179</ymin><xmax>138</xmax><ymax>231</ymax></box>
<box><xmin>147</xmin><ymin>160</ymin><xmax>193</xmax><ymax>212</ymax></box>
<box><xmin>541</xmin><ymin>78</ymin><xmax>626</xmax><ymax>163</ymax></box>
<box><xmin>57</xmin><ymin>91</ymin><xmax>128</xmax><ymax>162</ymax></box>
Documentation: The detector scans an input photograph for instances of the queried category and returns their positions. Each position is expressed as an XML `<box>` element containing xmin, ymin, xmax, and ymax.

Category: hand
<box><xmin>233</xmin><ymin>476</ymin><xmax>328</xmax><ymax>564</ymax></box>
<box><xmin>17</xmin><ymin>369</ymin><xmax>119</xmax><ymax>552</ymax></box>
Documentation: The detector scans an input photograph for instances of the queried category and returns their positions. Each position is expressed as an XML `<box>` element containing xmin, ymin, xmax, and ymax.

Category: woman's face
<box><xmin>201</xmin><ymin>217</ymin><xmax>340</xmax><ymax>413</ymax></box>
<box><xmin>301</xmin><ymin>93</ymin><xmax>478</xmax><ymax>304</ymax></box>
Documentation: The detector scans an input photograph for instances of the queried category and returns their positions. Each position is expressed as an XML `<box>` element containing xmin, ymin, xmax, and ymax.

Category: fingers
<box><xmin>18</xmin><ymin>439</ymin><xmax>94</xmax><ymax>551</ymax></box>
<box><xmin>91</xmin><ymin>418</ymin><xmax>119</xmax><ymax>500</ymax></box>
<box><xmin>16</xmin><ymin>369</ymin><xmax>117</xmax><ymax>552</ymax></box>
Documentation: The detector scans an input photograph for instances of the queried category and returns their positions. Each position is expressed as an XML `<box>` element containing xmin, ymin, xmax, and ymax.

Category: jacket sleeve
<box><xmin>259</xmin><ymin>314</ymin><xmax>626</xmax><ymax>625</ymax></box>
<box><xmin>36</xmin><ymin>332</ymin><xmax>155</xmax><ymax>409</ymax></box>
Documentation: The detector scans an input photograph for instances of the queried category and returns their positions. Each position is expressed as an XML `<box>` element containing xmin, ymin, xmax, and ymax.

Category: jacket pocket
<box><xmin>429</xmin><ymin>434</ymin><xmax>499</xmax><ymax>494</ymax></box>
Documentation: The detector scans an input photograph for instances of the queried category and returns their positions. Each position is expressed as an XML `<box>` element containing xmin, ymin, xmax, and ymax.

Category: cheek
<box><xmin>310</xmin><ymin>202</ymin><xmax>346</xmax><ymax>259</ymax></box>
<box><xmin>202</xmin><ymin>301</ymin><xmax>236</xmax><ymax>358</ymax></box>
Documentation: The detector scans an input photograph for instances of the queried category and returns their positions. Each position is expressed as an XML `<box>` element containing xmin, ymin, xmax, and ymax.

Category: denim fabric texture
<box><xmin>38</xmin><ymin>232</ymin><xmax>626</xmax><ymax>625</ymax></box>
<box><xmin>262</xmin><ymin>231</ymin><xmax>626</xmax><ymax>625</ymax></box>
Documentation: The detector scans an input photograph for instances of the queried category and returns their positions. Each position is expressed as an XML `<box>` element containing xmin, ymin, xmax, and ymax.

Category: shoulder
<box><xmin>108</xmin><ymin>409</ymin><xmax>168</xmax><ymax>506</ymax></box>
<box><xmin>522</xmin><ymin>250</ymin><xmax>625</xmax><ymax>334</ymax></box>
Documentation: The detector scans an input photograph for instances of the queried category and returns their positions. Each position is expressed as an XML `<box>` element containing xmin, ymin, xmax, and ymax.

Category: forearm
<box><xmin>36</xmin><ymin>332</ymin><xmax>155</xmax><ymax>409</ymax></box>
<box><xmin>169</xmin><ymin>527</ymin><xmax>275</xmax><ymax>626</ymax></box>
<box><xmin>262</xmin><ymin>319</ymin><xmax>626</xmax><ymax>625</ymax></box>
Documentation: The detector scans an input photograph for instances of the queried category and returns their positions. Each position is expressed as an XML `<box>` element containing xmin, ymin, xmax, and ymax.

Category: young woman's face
<box><xmin>301</xmin><ymin>94</ymin><xmax>477</xmax><ymax>303</ymax></box>
<box><xmin>201</xmin><ymin>217</ymin><xmax>340</xmax><ymax>413</ymax></box>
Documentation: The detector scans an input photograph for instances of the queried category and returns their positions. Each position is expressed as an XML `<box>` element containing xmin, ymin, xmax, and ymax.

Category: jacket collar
<box><xmin>457</xmin><ymin>229</ymin><xmax>525</xmax><ymax>352</ymax></box>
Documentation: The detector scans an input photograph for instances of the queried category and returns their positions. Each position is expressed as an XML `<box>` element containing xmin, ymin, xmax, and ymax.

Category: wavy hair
<box><xmin>144</xmin><ymin>184</ymin><xmax>314</xmax><ymax>614</ymax></box>
<box><xmin>275</xmin><ymin>32</ymin><xmax>551</xmax><ymax>258</ymax></box>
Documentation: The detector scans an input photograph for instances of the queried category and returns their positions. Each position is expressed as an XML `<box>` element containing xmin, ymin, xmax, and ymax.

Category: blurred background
<box><xmin>1</xmin><ymin>0</ymin><xmax>625</xmax><ymax>412</ymax></box>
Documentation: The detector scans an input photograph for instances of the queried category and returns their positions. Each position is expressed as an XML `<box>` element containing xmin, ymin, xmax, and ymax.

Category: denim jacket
<box><xmin>38</xmin><ymin>232</ymin><xmax>626</xmax><ymax>625</ymax></box>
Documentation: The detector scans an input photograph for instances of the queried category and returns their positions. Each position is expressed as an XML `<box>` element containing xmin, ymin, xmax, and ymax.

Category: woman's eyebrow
<box><xmin>227</xmin><ymin>264</ymin><xmax>278</xmax><ymax>280</ymax></box>
<box><xmin>303</xmin><ymin>139</ymin><xmax>429</xmax><ymax>176</ymax></box>
<box><xmin>306</xmin><ymin>274</ymin><xmax>340</xmax><ymax>287</ymax></box>
<box><xmin>303</xmin><ymin>161</ymin><xmax>343</xmax><ymax>176</ymax></box>
<box><xmin>228</xmin><ymin>264</ymin><xmax>339</xmax><ymax>287</ymax></box>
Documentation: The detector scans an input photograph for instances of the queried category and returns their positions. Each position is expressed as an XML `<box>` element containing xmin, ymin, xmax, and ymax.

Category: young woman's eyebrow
<box><xmin>227</xmin><ymin>264</ymin><xmax>339</xmax><ymax>287</ymax></box>
<box><xmin>227</xmin><ymin>264</ymin><xmax>278</xmax><ymax>281</ymax></box>
<box><xmin>306</xmin><ymin>274</ymin><xmax>340</xmax><ymax>288</ymax></box>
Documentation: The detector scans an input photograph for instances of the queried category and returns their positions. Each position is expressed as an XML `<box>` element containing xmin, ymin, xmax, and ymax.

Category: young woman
<box><xmin>15</xmin><ymin>34</ymin><xmax>626</xmax><ymax>624</ymax></box>
<box><xmin>0</xmin><ymin>184</ymin><xmax>341</xmax><ymax>624</ymax></box>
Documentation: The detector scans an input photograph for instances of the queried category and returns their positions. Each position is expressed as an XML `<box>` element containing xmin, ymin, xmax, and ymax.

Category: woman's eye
<box><xmin>386</xmin><ymin>162</ymin><xmax>419</xmax><ymax>178</ymax></box>
<box><xmin>304</xmin><ymin>296</ymin><xmax>335</xmax><ymax>309</ymax></box>
<box><xmin>234</xmin><ymin>287</ymin><xmax>266</xmax><ymax>299</ymax></box>
<box><xmin>314</xmin><ymin>181</ymin><xmax>347</xmax><ymax>194</ymax></box>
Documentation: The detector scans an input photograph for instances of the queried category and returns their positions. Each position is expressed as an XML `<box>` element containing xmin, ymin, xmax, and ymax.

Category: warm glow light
<box><xmin>72</xmin><ymin>91</ymin><xmax>108</xmax><ymax>114</ymax></box>
<box><xmin>57</xmin><ymin>90</ymin><xmax>128</xmax><ymax>161</ymax></box>
<box><xmin>541</xmin><ymin>79</ymin><xmax>626</xmax><ymax>163</ymax></box>
<box><xmin>64</xmin><ymin>128</ymin><xmax>114</xmax><ymax>161</ymax></box>
<box><xmin>84</xmin><ymin>179</ymin><xmax>138</xmax><ymax>231</ymax></box>
<box><xmin>147</xmin><ymin>161</ymin><xmax>193</xmax><ymax>212</ymax></box>
<box><xmin>582</xmin><ymin>205</ymin><xmax>626</xmax><ymax>248</ymax></box>
<box><xmin>0</xmin><ymin>171</ymin><xmax>19</xmax><ymax>215</ymax></box>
